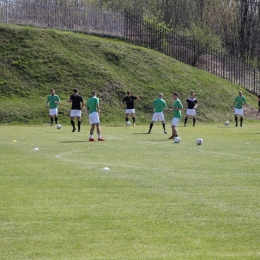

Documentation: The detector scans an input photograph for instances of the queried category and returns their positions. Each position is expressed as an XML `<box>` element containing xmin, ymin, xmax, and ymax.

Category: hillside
<box><xmin>0</xmin><ymin>23</ymin><xmax>258</xmax><ymax>125</ymax></box>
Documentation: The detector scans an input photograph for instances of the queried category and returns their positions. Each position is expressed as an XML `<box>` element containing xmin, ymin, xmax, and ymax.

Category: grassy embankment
<box><xmin>0</xmin><ymin>23</ymin><xmax>258</xmax><ymax>125</ymax></box>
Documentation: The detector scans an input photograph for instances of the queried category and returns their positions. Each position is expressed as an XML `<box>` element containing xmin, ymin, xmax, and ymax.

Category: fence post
<box><xmin>5</xmin><ymin>0</ymin><xmax>8</xmax><ymax>23</ymax></box>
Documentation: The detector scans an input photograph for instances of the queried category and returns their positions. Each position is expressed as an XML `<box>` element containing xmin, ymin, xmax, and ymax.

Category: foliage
<box><xmin>184</xmin><ymin>23</ymin><xmax>226</xmax><ymax>53</ymax></box>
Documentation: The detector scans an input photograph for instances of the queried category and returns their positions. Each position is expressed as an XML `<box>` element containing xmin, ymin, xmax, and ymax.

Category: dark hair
<box><xmin>173</xmin><ymin>92</ymin><xmax>179</xmax><ymax>96</ymax></box>
<box><xmin>126</xmin><ymin>91</ymin><xmax>131</xmax><ymax>94</ymax></box>
<box><xmin>73</xmin><ymin>88</ymin><xmax>78</xmax><ymax>93</ymax></box>
<box><xmin>258</xmin><ymin>94</ymin><xmax>260</xmax><ymax>97</ymax></box>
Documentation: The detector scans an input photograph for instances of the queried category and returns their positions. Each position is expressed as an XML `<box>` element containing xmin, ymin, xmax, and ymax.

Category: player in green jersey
<box><xmin>86</xmin><ymin>90</ymin><xmax>105</xmax><ymax>141</ymax></box>
<box><xmin>46</xmin><ymin>89</ymin><xmax>60</xmax><ymax>125</ymax></box>
<box><xmin>232</xmin><ymin>91</ymin><xmax>246</xmax><ymax>127</ymax></box>
<box><xmin>147</xmin><ymin>93</ymin><xmax>169</xmax><ymax>134</ymax></box>
<box><xmin>168</xmin><ymin>92</ymin><xmax>183</xmax><ymax>139</ymax></box>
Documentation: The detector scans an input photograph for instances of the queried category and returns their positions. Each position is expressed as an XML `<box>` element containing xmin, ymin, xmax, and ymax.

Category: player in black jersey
<box><xmin>68</xmin><ymin>88</ymin><xmax>84</xmax><ymax>132</ymax></box>
<box><xmin>120</xmin><ymin>91</ymin><xmax>139</xmax><ymax>126</ymax></box>
<box><xmin>184</xmin><ymin>92</ymin><xmax>197</xmax><ymax>127</ymax></box>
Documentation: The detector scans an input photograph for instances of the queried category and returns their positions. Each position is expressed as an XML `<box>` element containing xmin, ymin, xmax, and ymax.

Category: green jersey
<box><xmin>234</xmin><ymin>96</ymin><xmax>246</xmax><ymax>109</ymax></box>
<box><xmin>173</xmin><ymin>99</ymin><xmax>183</xmax><ymax>119</ymax></box>
<box><xmin>47</xmin><ymin>94</ymin><xmax>60</xmax><ymax>109</ymax></box>
<box><xmin>87</xmin><ymin>96</ymin><xmax>99</xmax><ymax>114</ymax></box>
<box><xmin>153</xmin><ymin>98</ymin><xmax>167</xmax><ymax>112</ymax></box>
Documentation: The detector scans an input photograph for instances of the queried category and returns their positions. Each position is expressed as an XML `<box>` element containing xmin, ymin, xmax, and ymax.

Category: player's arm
<box><xmin>55</xmin><ymin>98</ymin><xmax>60</xmax><ymax>104</ymax></box>
<box><xmin>173</xmin><ymin>102</ymin><xmax>183</xmax><ymax>111</ymax></box>
<box><xmin>136</xmin><ymin>95</ymin><xmax>140</xmax><ymax>100</ymax></box>
<box><xmin>96</xmin><ymin>103</ymin><xmax>100</xmax><ymax>113</ymax></box>
<box><xmin>194</xmin><ymin>101</ymin><xmax>198</xmax><ymax>109</ymax></box>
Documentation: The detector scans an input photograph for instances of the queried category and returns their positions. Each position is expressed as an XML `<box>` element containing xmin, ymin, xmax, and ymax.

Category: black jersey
<box><xmin>70</xmin><ymin>94</ymin><xmax>83</xmax><ymax>110</ymax></box>
<box><xmin>258</xmin><ymin>100</ymin><xmax>260</xmax><ymax>107</ymax></box>
<box><xmin>186</xmin><ymin>98</ymin><xmax>197</xmax><ymax>109</ymax></box>
<box><xmin>123</xmin><ymin>96</ymin><xmax>137</xmax><ymax>109</ymax></box>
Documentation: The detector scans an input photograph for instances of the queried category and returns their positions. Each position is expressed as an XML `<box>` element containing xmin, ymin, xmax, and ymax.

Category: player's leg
<box><xmin>148</xmin><ymin>121</ymin><xmax>155</xmax><ymax>134</ymax></box>
<box><xmin>240</xmin><ymin>116</ymin><xmax>243</xmax><ymax>127</ymax></box>
<box><xmin>184</xmin><ymin>109</ymin><xmax>190</xmax><ymax>127</ymax></box>
<box><xmin>234</xmin><ymin>109</ymin><xmax>238</xmax><ymax>127</ymax></box>
<box><xmin>49</xmin><ymin>109</ymin><xmax>54</xmax><ymax>125</ymax></box>
<box><xmin>184</xmin><ymin>115</ymin><xmax>188</xmax><ymax>127</ymax></box>
<box><xmin>159</xmin><ymin>113</ymin><xmax>167</xmax><ymax>134</ymax></box>
<box><xmin>193</xmin><ymin>116</ymin><xmax>196</xmax><ymax>127</ymax></box>
<box><xmin>125</xmin><ymin>112</ymin><xmax>129</xmax><ymax>123</ymax></box>
<box><xmin>70</xmin><ymin>116</ymin><xmax>76</xmax><ymax>132</ymax></box>
<box><xmin>96</xmin><ymin>123</ymin><xmax>105</xmax><ymax>141</ymax></box>
<box><xmin>162</xmin><ymin>121</ymin><xmax>167</xmax><ymax>134</ymax></box>
<box><xmin>54</xmin><ymin>115</ymin><xmax>58</xmax><ymax>125</ymax></box>
<box><xmin>168</xmin><ymin>118</ymin><xmax>179</xmax><ymax>139</ymax></box>
<box><xmin>89</xmin><ymin>124</ymin><xmax>95</xmax><ymax>141</ymax></box>
<box><xmin>53</xmin><ymin>108</ymin><xmax>58</xmax><ymax>125</ymax></box>
<box><xmin>132</xmin><ymin>111</ymin><xmax>136</xmax><ymax>126</ymax></box>
<box><xmin>77</xmin><ymin>116</ymin><xmax>81</xmax><ymax>132</ymax></box>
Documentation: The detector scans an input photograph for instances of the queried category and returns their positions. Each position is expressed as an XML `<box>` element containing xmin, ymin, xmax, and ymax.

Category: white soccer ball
<box><xmin>174</xmin><ymin>136</ymin><xmax>181</xmax><ymax>143</ymax></box>
<box><xmin>126</xmin><ymin>121</ymin><xmax>131</xmax><ymax>126</ymax></box>
<box><xmin>56</xmin><ymin>124</ymin><xmax>62</xmax><ymax>129</ymax></box>
<box><xmin>196</xmin><ymin>138</ymin><xmax>203</xmax><ymax>145</ymax></box>
<box><xmin>224</xmin><ymin>121</ymin><xmax>230</xmax><ymax>126</ymax></box>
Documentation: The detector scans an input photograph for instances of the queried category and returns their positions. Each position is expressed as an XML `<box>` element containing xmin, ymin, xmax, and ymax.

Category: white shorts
<box><xmin>152</xmin><ymin>112</ymin><xmax>165</xmax><ymax>122</ymax></box>
<box><xmin>171</xmin><ymin>118</ymin><xmax>180</xmax><ymax>126</ymax></box>
<box><xmin>125</xmin><ymin>109</ymin><xmax>135</xmax><ymax>114</ymax></box>
<box><xmin>89</xmin><ymin>112</ymin><xmax>100</xmax><ymax>124</ymax></box>
<box><xmin>49</xmin><ymin>108</ymin><xmax>58</xmax><ymax>116</ymax></box>
<box><xmin>235</xmin><ymin>108</ymin><xmax>243</xmax><ymax>116</ymax></box>
<box><xmin>70</xmin><ymin>110</ymin><xmax>81</xmax><ymax>117</ymax></box>
<box><xmin>186</xmin><ymin>109</ymin><xmax>196</xmax><ymax>116</ymax></box>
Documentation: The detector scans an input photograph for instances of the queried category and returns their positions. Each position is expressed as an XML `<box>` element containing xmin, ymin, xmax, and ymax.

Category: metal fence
<box><xmin>1</xmin><ymin>0</ymin><xmax>259</xmax><ymax>94</ymax></box>
<box><xmin>0</xmin><ymin>0</ymin><xmax>125</xmax><ymax>37</ymax></box>
<box><xmin>124</xmin><ymin>13</ymin><xmax>260</xmax><ymax>94</ymax></box>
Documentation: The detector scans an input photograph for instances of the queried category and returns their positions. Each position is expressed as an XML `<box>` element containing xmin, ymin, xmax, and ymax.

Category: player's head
<box><xmin>173</xmin><ymin>92</ymin><xmax>179</xmax><ymax>99</ymax></box>
<box><xmin>73</xmin><ymin>88</ymin><xmax>79</xmax><ymax>94</ymax></box>
<box><xmin>239</xmin><ymin>91</ymin><xmax>243</xmax><ymax>96</ymax></box>
<box><xmin>91</xmin><ymin>90</ymin><xmax>96</xmax><ymax>97</ymax></box>
<box><xmin>126</xmin><ymin>91</ymin><xmax>131</xmax><ymax>96</ymax></box>
<box><xmin>158</xmin><ymin>93</ymin><xmax>163</xmax><ymax>98</ymax></box>
<box><xmin>190</xmin><ymin>92</ymin><xmax>195</xmax><ymax>97</ymax></box>
<box><xmin>50</xmin><ymin>89</ymin><xmax>55</xmax><ymax>95</ymax></box>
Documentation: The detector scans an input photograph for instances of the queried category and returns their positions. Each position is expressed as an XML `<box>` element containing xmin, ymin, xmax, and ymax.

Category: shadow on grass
<box><xmin>60</xmin><ymin>141</ymin><xmax>88</xmax><ymax>143</ymax></box>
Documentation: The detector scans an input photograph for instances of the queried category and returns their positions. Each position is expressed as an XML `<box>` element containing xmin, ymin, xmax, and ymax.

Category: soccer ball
<box><xmin>126</xmin><ymin>121</ymin><xmax>131</xmax><ymax>126</ymax></box>
<box><xmin>224</xmin><ymin>121</ymin><xmax>230</xmax><ymax>126</ymax></box>
<box><xmin>56</xmin><ymin>124</ymin><xmax>62</xmax><ymax>129</ymax></box>
<box><xmin>174</xmin><ymin>136</ymin><xmax>181</xmax><ymax>143</ymax></box>
<box><xmin>196</xmin><ymin>138</ymin><xmax>203</xmax><ymax>145</ymax></box>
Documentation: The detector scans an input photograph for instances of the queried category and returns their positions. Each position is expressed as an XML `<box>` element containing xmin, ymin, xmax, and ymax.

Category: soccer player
<box><xmin>86</xmin><ymin>90</ymin><xmax>105</xmax><ymax>141</ymax></box>
<box><xmin>121</xmin><ymin>90</ymin><xmax>139</xmax><ymax>126</ymax></box>
<box><xmin>168</xmin><ymin>92</ymin><xmax>183</xmax><ymax>139</ymax></box>
<box><xmin>184</xmin><ymin>92</ymin><xmax>197</xmax><ymax>127</ymax></box>
<box><xmin>147</xmin><ymin>93</ymin><xmax>168</xmax><ymax>134</ymax></box>
<box><xmin>256</xmin><ymin>94</ymin><xmax>260</xmax><ymax>117</ymax></box>
<box><xmin>46</xmin><ymin>89</ymin><xmax>60</xmax><ymax>126</ymax></box>
<box><xmin>67</xmin><ymin>88</ymin><xmax>84</xmax><ymax>132</ymax></box>
<box><xmin>233</xmin><ymin>91</ymin><xmax>246</xmax><ymax>127</ymax></box>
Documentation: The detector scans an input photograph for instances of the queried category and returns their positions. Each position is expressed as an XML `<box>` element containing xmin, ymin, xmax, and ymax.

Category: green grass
<box><xmin>1</xmin><ymin>123</ymin><xmax>260</xmax><ymax>259</ymax></box>
<box><xmin>0</xmin><ymin>22</ymin><xmax>258</xmax><ymax>125</ymax></box>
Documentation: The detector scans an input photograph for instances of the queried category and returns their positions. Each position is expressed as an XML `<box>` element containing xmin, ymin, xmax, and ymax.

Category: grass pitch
<box><xmin>1</xmin><ymin>123</ymin><xmax>260</xmax><ymax>259</ymax></box>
